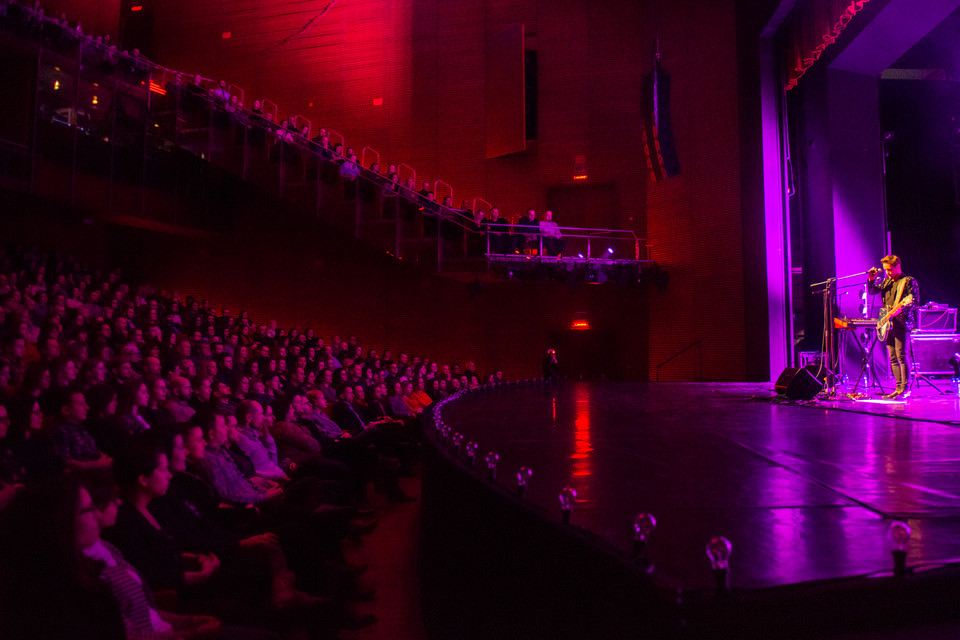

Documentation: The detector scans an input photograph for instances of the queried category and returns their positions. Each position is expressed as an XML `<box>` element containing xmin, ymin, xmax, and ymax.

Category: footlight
<box><xmin>516</xmin><ymin>467</ymin><xmax>532</xmax><ymax>499</ymax></box>
<box><xmin>706</xmin><ymin>536</ymin><xmax>732</xmax><ymax>595</ymax></box>
<box><xmin>559</xmin><ymin>487</ymin><xmax>577</xmax><ymax>524</ymax></box>
<box><xmin>452</xmin><ymin>433</ymin><xmax>463</xmax><ymax>456</ymax></box>
<box><xmin>888</xmin><ymin>521</ymin><xmax>911</xmax><ymax>579</ymax></box>
<box><xmin>633</xmin><ymin>512</ymin><xmax>657</xmax><ymax>572</ymax></box>
<box><xmin>465</xmin><ymin>441</ymin><xmax>479</xmax><ymax>467</ymax></box>
<box><xmin>485</xmin><ymin>452</ymin><xmax>499</xmax><ymax>481</ymax></box>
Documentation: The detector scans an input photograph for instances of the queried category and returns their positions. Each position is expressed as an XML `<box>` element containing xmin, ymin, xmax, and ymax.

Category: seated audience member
<box><xmin>411</xmin><ymin>378</ymin><xmax>433</xmax><ymax>410</ymax></box>
<box><xmin>105</xmin><ymin>442</ymin><xmax>327</xmax><ymax>634</ymax></box>
<box><xmin>0</xmin><ymin>402</ymin><xmax>24</xmax><ymax>511</ymax></box>
<box><xmin>142</xmin><ymin>375</ymin><xmax>175</xmax><ymax>431</ymax></box>
<box><xmin>482</xmin><ymin>207</ymin><xmax>508</xmax><ymax>254</ymax></box>
<box><xmin>340</xmin><ymin>153</ymin><xmax>361</xmax><ymax>198</ymax></box>
<box><xmin>191</xmin><ymin>376</ymin><xmax>214</xmax><ymax>412</ymax></box>
<box><xmin>143</xmin><ymin>430</ymin><xmax>344</xmax><ymax>619</ymax></box>
<box><xmin>211</xmin><ymin>80</ymin><xmax>230</xmax><ymax>103</ymax></box>
<box><xmin>539</xmin><ymin>209</ymin><xmax>565</xmax><ymax>256</ymax></box>
<box><xmin>99</xmin><ymin>377</ymin><xmax>152</xmax><ymax>456</ymax></box>
<box><xmin>77</xmin><ymin>472</ymin><xmax>236</xmax><ymax>639</ymax></box>
<box><xmin>84</xmin><ymin>382</ymin><xmax>117</xmax><ymax>447</ymax></box>
<box><xmin>514</xmin><ymin>208</ymin><xmax>539</xmax><ymax>254</ymax></box>
<box><xmin>401</xmin><ymin>381</ymin><xmax>428</xmax><ymax>416</ymax></box>
<box><xmin>361</xmin><ymin>383</ymin><xmax>394</xmax><ymax>423</ymax></box>
<box><xmin>104</xmin><ymin>442</ymin><xmax>222</xmax><ymax>594</ymax></box>
<box><xmin>388</xmin><ymin>381</ymin><xmax>414</xmax><ymax>419</ymax></box>
<box><xmin>49</xmin><ymin>386</ymin><xmax>113</xmax><ymax>472</ymax></box>
<box><xmin>198</xmin><ymin>409</ymin><xmax>284</xmax><ymax>508</ymax></box>
<box><xmin>381</xmin><ymin>171</ymin><xmax>400</xmax><ymax>197</ymax></box>
<box><xmin>233</xmin><ymin>400</ymin><xmax>287</xmax><ymax>483</ymax></box>
<box><xmin>166</xmin><ymin>375</ymin><xmax>196</xmax><ymax>423</ymax></box>
<box><xmin>5</xmin><ymin>395</ymin><xmax>62</xmax><ymax>482</ymax></box>
<box><xmin>0</xmin><ymin>480</ymin><xmax>127</xmax><ymax>640</ymax></box>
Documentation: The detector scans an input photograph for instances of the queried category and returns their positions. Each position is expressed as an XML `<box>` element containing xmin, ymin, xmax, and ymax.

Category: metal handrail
<box><xmin>227</xmin><ymin>83</ymin><xmax>244</xmax><ymax>106</ymax></box>
<box><xmin>327</xmin><ymin>128</ymin><xmax>345</xmax><ymax>152</ymax></box>
<box><xmin>291</xmin><ymin>114</ymin><xmax>311</xmax><ymax>136</ymax></box>
<box><xmin>483</xmin><ymin>225</ymin><xmax>650</xmax><ymax>260</ymax></box>
<box><xmin>472</xmin><ymin>197</ymin><xmax>493</xmax><ymax>222</ymax></box>
<box><xmin>434</xmin><ymin>179</ymin><xmax>452</xmax><ymax>205</ymax></box>
<box><xmin>261</xmin><ymin>100</ymin><xmax>279</xmax><ymax>124</ymax></box>
<box><xmin>397</xmin><ymin>163</ymin><xmax>416</xmax><ymax>187</ymax></box>
<box><xmin>361</xmin><ymin>146</ymin><xmax>380</xmax><ymax>169</ymax></box>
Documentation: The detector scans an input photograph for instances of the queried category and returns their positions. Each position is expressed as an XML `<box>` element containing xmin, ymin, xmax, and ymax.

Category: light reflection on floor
<box><xmin>442</xmin><ymin>382</ymin><xmax>960</xmax><ymax>591</ymax></box>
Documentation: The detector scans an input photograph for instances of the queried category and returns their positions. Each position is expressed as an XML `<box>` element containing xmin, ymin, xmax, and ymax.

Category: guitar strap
<box><xmin>891</xmin><ymin>277</ymin><xmax>907</xmax><ymax>309</ymax></box>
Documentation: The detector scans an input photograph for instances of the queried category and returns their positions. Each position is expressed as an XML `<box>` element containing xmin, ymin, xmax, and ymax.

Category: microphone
<box><xmin>866</xmin><ymin>266</ymin><xmax>879</xmax><ymax>275</ymax></box>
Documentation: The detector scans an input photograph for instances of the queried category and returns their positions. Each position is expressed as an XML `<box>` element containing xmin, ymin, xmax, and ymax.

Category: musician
<box><xmin>867</xmin><ymin>255</ymin><xmax>919</xmax><ymax>399</ymax></box>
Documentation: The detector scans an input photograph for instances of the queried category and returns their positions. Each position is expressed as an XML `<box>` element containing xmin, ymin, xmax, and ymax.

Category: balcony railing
<box><xmin>0</xmin><ymin>11</ymin><xmax>653</xmax><ymax>277</ymax></box>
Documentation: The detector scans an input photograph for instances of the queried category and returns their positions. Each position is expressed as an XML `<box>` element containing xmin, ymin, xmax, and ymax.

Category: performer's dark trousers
<box><xmin>885</xmin><ymin>322</ymin><xmax>910</xmax><ymax>391</ymax></box>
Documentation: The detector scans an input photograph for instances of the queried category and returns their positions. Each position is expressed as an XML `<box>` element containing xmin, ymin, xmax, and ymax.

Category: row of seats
<box><xmin>0</xmin><ymin>241</ymin><xmax>512</xmax><ymax>639</ymax></box>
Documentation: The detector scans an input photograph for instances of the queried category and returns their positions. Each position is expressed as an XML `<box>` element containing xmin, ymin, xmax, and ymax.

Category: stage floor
<box><xmin>442</xmin><ymin>381</ymin><xmax>960</xmax><ymax>591</ymax></box>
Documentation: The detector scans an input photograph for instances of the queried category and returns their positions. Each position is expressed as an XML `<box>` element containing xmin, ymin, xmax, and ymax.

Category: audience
<box><xmin>0</xmin><ymin>239</ymin><xmax>516</xmax><ymax>637</ymax></box>
<box><xmin>0</xmin><ymin>2</ymin><xmax>539</xmax><ymax>630</ymax></box>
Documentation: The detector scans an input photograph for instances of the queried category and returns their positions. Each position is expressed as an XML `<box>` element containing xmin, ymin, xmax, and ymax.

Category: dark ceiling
<box><xmin>889</xmin><ymin>5</ymin><xmax>960</xmax><ymax>76</ymax></box>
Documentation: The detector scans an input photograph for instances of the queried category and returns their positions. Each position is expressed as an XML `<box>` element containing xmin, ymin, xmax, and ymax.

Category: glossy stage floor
<box><xmin>442</xmin><ymin>381</ymin><xmax>960</xmax><ymax>592</ymax></box>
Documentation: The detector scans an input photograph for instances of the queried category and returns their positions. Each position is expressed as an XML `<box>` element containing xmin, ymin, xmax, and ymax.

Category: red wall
<box><xmin>148</xmin><ymin>0</ymin><xmax>647</xmax><ymax>227</ymax></box>
<box><xmin>49</xmin><ymin>0</ymin><xmax>764</xmax><ymax>381</ymax></box>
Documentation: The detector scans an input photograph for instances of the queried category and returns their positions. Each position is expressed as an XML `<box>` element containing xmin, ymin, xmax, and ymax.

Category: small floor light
<box><xmin>516</xmin><ymin>467</ymin><xmax>532</xmax><ymax>499</ymax></box>
<box><xmin>888</xmin><ymin>521</ymin><xmax>911</xmax><ymax>578</ymax></box>
<box><xmin>706</xmin><ymin>536</ymin><xmax>732</xmax><ymax>595</ymax></box>
<box><xmin>485</xmin><ymin>452</ymin><xmax>499</xmax><ymax>481</ymax></box>
<box><xmin>559</xmin><ymin>487</ymin><xmax>577</xmax><ymax>524</ymax></box>
<box><xmin>452</xmin><ymin>433</ymin><xmax>463</xmax><ymax>456</ymax></box>
<box><xmin>465</xmin><ymin>442</ymin><xmax>479</xmax><ymax>467</ymax></box>
<box><xmin>633</xmin><ymin>512</ymin><xmax>657</xmax><ymax>572</ymax></box>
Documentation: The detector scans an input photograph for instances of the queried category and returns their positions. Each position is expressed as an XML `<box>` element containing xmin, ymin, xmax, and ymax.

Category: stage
<box><xmin>440</xmin><ymin>381</ymin><xmax>960</xmax><ymax>592</ymax></box>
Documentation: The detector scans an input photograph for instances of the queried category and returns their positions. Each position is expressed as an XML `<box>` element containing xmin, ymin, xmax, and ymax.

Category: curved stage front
<box><xmin>419</xmin><ymin>381</ymin><xmax>960</xmax><ymax>638</ymax></box>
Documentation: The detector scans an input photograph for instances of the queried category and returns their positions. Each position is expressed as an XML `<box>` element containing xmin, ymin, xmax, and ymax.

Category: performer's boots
<box><xmin>883</xmin><ymin>364</ymin><xmax>910</xmax><ymax>399</ymax></box>
<box><xmin>882</xmin><ymin>366</ymin><xmax>904</xmax><ymax>399</ymax></box>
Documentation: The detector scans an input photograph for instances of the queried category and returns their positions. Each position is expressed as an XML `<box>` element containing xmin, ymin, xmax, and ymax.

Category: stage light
<box><xmin>485</xmin><ymin>452</ymin><xmax>499</xmax><ymax>481</ymax></box>
<box><xmin>606</xmin><ymin>247</ymin><xmax>614</xmax><ymax>255</ymax></box>
<box><xmin>516</xmin><ymin>467</ymin><xmax>532</xmax><ymax>498</ymax></box>
<box><xmin>577</xmin><ymin>253</ymin><xmax>584</xmax><ymax>259</ymax></box>
<box><xmin>888</xmin><ymin>521</ymin><xmax>911</xmax><ymax>578</ymax></box>
<box><xmin>559</xmin><ymin>487</ymin><xmax>577</xmax><ymax>524</ymax></box>
<box><xmin>633</xmin><ymin>512</ymin><xmax>657</xmax><ymax>570</ymax></box>
<box><xmin>706</xmin><ymin>536</ymin><xmax>732</xmax><ymax>594</ymax></box>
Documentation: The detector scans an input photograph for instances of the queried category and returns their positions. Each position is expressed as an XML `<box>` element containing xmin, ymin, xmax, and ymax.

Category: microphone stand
<box><xmin>810</xmin><ymin>271</ymin><xmax>871</xmax><ymax>397</ymax></box>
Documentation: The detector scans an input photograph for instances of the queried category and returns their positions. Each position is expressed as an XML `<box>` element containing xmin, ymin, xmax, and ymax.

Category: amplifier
<box><xmin>917</xmin><ymin>307</ymin><xmax>956</xmax><ymax>333</ymax></box>
<box><xmin>911</xmin><ymin>334</ymin><xmax>960</xmax><ymax>375</ymax></box>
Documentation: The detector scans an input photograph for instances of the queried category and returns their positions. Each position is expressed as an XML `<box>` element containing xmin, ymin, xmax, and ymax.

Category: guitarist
<box><xmin>868</xmin><ymin>255</ymin><xmax>919</xmax><ymax>399</ymax></box>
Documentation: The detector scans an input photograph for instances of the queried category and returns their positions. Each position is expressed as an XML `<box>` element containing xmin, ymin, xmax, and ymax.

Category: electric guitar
<box><xmin>876</xmin><ymin>294</ymin><xmax>913</xmax><ymax>341</ymax></box>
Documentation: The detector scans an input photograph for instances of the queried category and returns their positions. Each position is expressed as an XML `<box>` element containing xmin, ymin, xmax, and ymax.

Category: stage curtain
<box><xmin>782</xmin><ymin>0</ymin><xmax>872</xmax><ymax>91</ymax></box>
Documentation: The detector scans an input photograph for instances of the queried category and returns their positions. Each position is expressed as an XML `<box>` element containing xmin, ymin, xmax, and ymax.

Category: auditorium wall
<box><xmin>27</xmin><ymin>0</ymin><xmax>777</xmax><ymax>381</ymax></box>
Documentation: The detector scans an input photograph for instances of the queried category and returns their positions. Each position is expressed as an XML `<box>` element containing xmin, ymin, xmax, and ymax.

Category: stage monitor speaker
<box><xmin>775</xmin><ymin>367</ymin><xmax>821</xmax><ymax>400</ymax></box>
<box><xmin>911</xmin><ymin>334</ymin><xmax>960</xmax><ymax>375</ymax></box>
<box><xmin>917</xmin><ymin>307</ymin><xmax>956</xmax><ymax>333</ymax></box>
